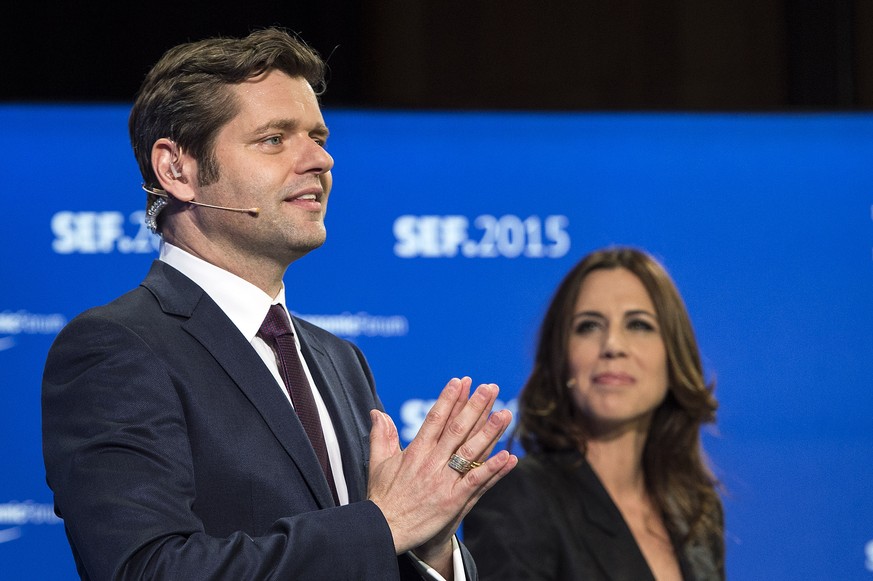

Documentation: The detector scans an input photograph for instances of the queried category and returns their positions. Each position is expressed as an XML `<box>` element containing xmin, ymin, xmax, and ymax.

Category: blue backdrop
<box><xmin>2</xmin><ymin>105</ymin><xmax>871</xmax><ymax>579</ymax></box>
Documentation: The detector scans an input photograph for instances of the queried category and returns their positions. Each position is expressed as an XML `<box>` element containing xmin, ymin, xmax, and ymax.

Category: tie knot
<box><xmin>259</xmin><ymin>304</ymin><xmax>293</xmax><ymax>341</ymax></box>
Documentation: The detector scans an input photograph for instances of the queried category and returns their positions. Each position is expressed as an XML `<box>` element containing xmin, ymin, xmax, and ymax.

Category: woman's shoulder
<box><xmin>520</xmin><ymin>449</ymin><xmax>592</xmax><ymax>474</ymax></box>
<box><xmin>488</xmin><ymin>450</ymin><xmax>585</xmax><ymax>497</ymax></box>
<box><xmin>466</xmin><ymin>450</ymin><xmax>584</xmax><ymax>535</ymax></box>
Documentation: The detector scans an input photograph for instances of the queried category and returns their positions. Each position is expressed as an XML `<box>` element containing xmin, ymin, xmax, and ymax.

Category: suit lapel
<box><xmin>295</xmin><ymin>322</ymin><xmax>369</xmax><ymax>503</ymax></box>
<box><xmin>563</xmin><ymin>453</ymin><xmax>656</xmax><ymax>581</ymax></box>
<box><xmin>142</xmin><ymin>261</ymin><xmax>337</xmax><ymax>509</ymax></box>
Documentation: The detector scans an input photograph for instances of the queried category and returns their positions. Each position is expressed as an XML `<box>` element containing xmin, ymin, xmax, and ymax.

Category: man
<box><xmin>42</xmin><ymin>27</ymin><xmax>516</xmax><ymax>580</ymax></box>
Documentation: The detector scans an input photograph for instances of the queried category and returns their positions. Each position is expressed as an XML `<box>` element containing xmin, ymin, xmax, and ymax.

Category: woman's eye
<box><xmin>574</xmin><ymin>320</ymin><xmax>601</xmax><ymax>334</ymax></box>
<box><xmin>627</xmin><ymin>319</ymin><xmax>656</xmax><ymax>332</ymax></box>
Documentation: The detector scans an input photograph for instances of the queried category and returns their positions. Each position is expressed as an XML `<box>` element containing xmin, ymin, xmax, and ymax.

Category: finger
<box><xmin>407</xmin><ymin>377</ymin><xmax>464</xmax><ymax>448</ymax></box>
<box><xmin>418</xmin><ymin>448</ymin><xmax>517</xmax><ymax>545</ymax></box>
<box><xmin>453</xmin><ymin>407</ymin><xmax>512</xmax><ymax>466</ymax></box>
<box><xmin>432</xmin><ymin>382</ymin><xmax>499</xmax><ymax>458</ymax></box>
<box><xmin>381</xmin><ymin>411</ymin><xmax>402</xmax><ymax>455</ymax></box>
<box><xmin>462</xmin><ymin>383</ymin><xmax>499</xmax><ymax>455</ymax></box>
<box><xmin>368</xmin><ymin>409</ymin><xmax>400</xmax><ymax>467</ymax></box>
<box><xmin>447</xmin><ymin>449</ymin><xmax>518</xmax><ymax>523</ymax></box>
<box><xmin>459</xmin><ymin>449</ymin><xmax>518</xmax><ymax>493</ymax></box>
<box><xmin>439</xmin><ymin>376</ymin><xmax>472</xmax><ymax>439</ymax></box>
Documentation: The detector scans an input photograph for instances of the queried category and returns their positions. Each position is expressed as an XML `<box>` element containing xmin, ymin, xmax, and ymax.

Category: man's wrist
<box><xmin>408</xmin><ymin>536</ymin><xmax>461</xmax><ymax>580</ymax></box>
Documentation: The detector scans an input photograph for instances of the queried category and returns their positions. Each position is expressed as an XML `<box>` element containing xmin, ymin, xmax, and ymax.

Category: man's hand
<box><xmin>367</xmin><ymin>377</ymin><xmax>517</xmax><ymax>574</ymax></box>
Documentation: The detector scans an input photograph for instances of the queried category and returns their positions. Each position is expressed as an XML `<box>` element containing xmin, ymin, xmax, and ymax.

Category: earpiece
<box><xmin>170</xmin><ymin>164</ymin><xmax>182</xmax><ymax>178</ymax></box>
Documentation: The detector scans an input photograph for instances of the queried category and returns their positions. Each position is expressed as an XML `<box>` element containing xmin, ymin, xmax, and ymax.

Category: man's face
<box><xmin>189</xmin><ymin>70</ymin><xmax>334</xmax><ymax>269</ymax></box>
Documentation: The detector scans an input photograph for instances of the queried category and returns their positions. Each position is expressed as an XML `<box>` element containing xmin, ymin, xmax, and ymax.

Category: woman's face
<box><xmin>566</xmin><ymin>267</ymin><xmax>669</xmax><ymax>436</ymax></box>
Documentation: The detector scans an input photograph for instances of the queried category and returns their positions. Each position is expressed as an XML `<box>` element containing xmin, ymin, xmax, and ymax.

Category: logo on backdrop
<box><xmin>0</xmin><ymin>501</ymin><xmax>62</xmax><ymax>544</ymax></box>
<box><xmin>393</xmin><ymin>214</ymin><xmax>570</xmax><ymax>259</ymax></box>
<box><xmin>295</xmin><ymin>312</ymin><xmax>409</xmax><ymax>338</ymax></box>
<box><xmin>399</xmin><ymin>397</ymin><xmax>517</xmax><ymax>444</ymax></box>
<box><xmin>0</xmin><ymin>311</ymin><xmax>67</xmax><ymax>352</ymax></box>
<box><xmin>51</xmin><ymin>210</ymin><xmax>159</xmax><ymax>254</ymax></box>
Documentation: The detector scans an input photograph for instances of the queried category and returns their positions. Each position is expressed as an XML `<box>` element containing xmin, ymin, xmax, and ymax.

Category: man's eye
<box><xmin>264</xmin><ymin>136</ymin><xmax>282</xmax><ymax>145</ymax></box>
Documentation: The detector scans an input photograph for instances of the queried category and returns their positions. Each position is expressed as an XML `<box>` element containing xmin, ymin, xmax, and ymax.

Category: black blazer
<box><xmin>43</xmin><ymin>261</ymin><xmax>475</xmax><ymax>580</ymax></box>
<box><xmin>463</xmin><ymin>450</ymin><xmax>723</xmax><ymax>581</ymax></box>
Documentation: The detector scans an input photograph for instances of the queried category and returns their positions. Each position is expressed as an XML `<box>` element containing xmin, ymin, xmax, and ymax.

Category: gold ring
<box><xmin>448</xmin><ymin>453</ymin><xmax>482</xmax><ymax>475</ymax></box>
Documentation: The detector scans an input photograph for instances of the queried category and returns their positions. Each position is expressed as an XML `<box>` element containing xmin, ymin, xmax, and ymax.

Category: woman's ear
<box><xmin>152</xmin><ymin>138</ymin><xmax>196</xmax><ymax>202</ymax></box>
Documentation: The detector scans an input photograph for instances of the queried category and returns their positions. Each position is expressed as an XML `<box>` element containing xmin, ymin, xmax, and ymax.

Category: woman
<box><xmin>464</xmin><ymin>247</ymin><xmax>724</xmax><ymax>580</ymax></box>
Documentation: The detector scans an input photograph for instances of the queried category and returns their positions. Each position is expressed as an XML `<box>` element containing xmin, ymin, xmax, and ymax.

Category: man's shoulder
<box><xmin>62</xmin><ymin>261</ymin><xmax>200</xmax><ymax>337</ymax></box>
<box><xmin>72</xmin><ymin>284</ymin><xmax>156</xmax><ymax>323</ymax></box>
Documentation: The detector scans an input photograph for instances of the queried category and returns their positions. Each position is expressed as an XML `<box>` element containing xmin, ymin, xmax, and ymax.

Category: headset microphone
<box><xmin>141</xmin><ymin>185</ymin><xmax>260</xmax><ymax>216</ymax></box>
<box><xmin>180</xmin><ymin>199</ymin><xmax>260</xmax><ymax>215</ymax></box>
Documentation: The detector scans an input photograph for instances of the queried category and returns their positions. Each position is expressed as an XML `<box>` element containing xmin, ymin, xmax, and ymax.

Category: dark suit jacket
<box><xmin>43</xmin><ymin>261</ymin><xmax>475</xmax><ymax>580</ymax></box>
<box><xmin>463</xmin><ymin>450</ymin><xmax>723</xmax><ymax>581</ymax></box>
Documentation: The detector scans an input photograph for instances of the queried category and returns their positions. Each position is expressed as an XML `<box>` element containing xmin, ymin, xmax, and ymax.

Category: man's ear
<box><xmin>152</xmin><ymin>138</ymin><xmax>196</xmax><ymax>202</ymax></box>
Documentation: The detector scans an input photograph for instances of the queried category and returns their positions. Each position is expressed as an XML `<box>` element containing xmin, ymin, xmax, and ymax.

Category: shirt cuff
<box><xmin>407</xmin><ymin>536</ymin><xmax>465</xmax><ymax>581</ymax></box>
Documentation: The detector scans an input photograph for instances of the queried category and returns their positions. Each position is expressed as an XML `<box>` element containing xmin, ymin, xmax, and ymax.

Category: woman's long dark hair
<box><xmin>514</xmin><ymin>246</ymin><xmax>723</xmax><ymax>564</ymax></box>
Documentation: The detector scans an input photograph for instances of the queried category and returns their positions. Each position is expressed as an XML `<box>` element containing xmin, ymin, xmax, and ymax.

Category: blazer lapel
<box><xmin>295</xmin><ymin>322</ymin><xmax>369</xmax><ymax>503</ymax></box>
<box><xmin>142</xmin><ymin>261</ymin><xmax>337</xmax><ymax>509</ymax></box>
<box><xmin>563</xmin><ymin>453</ymin><xmax>656</xmax><ymax>581</ymax></box>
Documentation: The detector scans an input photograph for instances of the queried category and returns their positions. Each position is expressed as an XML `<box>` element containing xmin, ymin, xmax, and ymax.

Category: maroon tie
<box><xmin>259</xmin><ymin>304</ymin><xmax>339</xmax><ymax>504</ymax></box>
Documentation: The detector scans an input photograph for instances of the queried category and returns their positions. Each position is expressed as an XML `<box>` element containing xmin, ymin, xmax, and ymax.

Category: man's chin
<box><xmin>287</xmin><ymin>232</ymin><xmax>327</xmax><ymax>259</ymax></box>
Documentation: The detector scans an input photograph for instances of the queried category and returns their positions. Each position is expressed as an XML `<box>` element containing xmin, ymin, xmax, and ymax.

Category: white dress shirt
<box><xmin>159</xmin><ymin>242</ymin><xmax>348</xmax><ymax>505</ymax></box>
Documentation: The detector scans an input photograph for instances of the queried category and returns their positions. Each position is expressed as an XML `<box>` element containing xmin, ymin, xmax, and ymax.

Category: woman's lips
<box><xmin>592</xmin><ymin>372</ymin><xmax>635</xmax><ymax>386</ymax></box>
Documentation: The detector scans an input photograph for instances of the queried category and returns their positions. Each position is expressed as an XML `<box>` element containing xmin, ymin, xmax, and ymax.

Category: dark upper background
<box><xmin>2</xmin><ymin>0</ymin><xmax>870</xmax><ymax>110</ymax></box>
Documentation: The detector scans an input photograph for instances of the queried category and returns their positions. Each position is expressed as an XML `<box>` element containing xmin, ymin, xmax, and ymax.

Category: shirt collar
<box><xmin>159</xmin><ymin>242</ymin><xmax>286</xmax><ymax>342</ymax></box>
